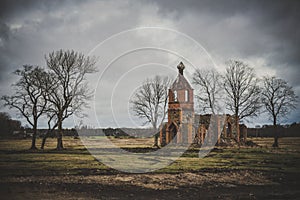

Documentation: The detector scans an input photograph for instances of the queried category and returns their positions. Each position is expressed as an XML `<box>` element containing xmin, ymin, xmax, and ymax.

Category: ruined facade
<box><xmin>160</xmin><ymin>62</ymin><xmax>194</xmax><ymax>146</ymax></box>
<box><xmin>160</xmin><ymin>62</ymin><xmax>247</xmax><ymax>146</ymax></box>
<box><xmin>195</xmin><ymin>114</ymin><xmax>247</xmax><ymax>145</ymax></box>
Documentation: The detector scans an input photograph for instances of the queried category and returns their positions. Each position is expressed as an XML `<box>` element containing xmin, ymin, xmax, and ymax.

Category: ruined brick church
<box><xmin>159</xmin><ymin>62</ymin><xmax>247</xmax><ymax>146</ymax></box>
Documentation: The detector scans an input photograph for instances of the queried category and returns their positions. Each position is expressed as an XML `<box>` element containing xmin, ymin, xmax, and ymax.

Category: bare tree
<box><xmin>130</xmin><ymin>75</ymin><xmax>171</xmax><ymax>146</ymax></box>
<box><xmin>192</xmin><ymin>68</ymin><xmax>223</xmax><ymax>114</ymax></box>
<box><xmin>40</xmin><ymin>71</ymin><xmax>59</xmax><ymax>150</ymax></box>
<box><xmin>2</xmin><ymin>66</ymin><xmax>49</xmax><ymax>149</ymax></box>
<box><xmin>261</xmin><ymin>76</ymin><xmax>298</xmax><ymax>147</ymax></box>
<box><xmin>45</xmin><ymin>49</ymin><xmax>96</xmax><ymax>150</ymax></box>
<box><xmin>131</xmin><ymin>75</ymin><xmax>171</xmax><ymax>129</ymax></box>
<box><xmin>40</xmin><ymin>112</ymin><xmax>57</xmax><ymax>149</ymax></box>
<box><xmin>223</xmin><ymin>60</ymin><xmax>261</xmax><ymax>143</ymax></box>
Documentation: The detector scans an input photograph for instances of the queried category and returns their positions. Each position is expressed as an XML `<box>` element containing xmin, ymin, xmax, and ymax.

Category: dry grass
<box><xmin>0</xmin><ymin>136</ymin><xmax>299</xmax><ymax>199</ymax></box>
<box><xmin>0</xmin><ymin>136</ymin><xmax>299</xmax><ymax>176</ymax></box>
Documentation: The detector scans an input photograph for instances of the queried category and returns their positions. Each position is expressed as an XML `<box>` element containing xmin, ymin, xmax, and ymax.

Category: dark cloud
<box><xmin>146</xmin><ymin>0</ymin><xmax>300</xmax><ymax>124</ymax></box>
<box><xmin>0</xmin><ymin>22</ymin><xmax>10</xmax><ymax>40</ymax></box>
<box><xmin>0</xmin><ymin>0</ymin><xmax>299</xmax><ymax>126</ymax></box>
<box><xmin>0</xmin><ymin>0</ymin><xmax>78</xmax><ymax>20</ymax></box>
<box><xmin>0</xmin><ymin>21</ymin><xmax>15</xmax><ymax>82</ymax></box>
<box><xmin>150</xmin><ymin>0</ymin><xmax>300</xmax><ymax>84</ymax></box>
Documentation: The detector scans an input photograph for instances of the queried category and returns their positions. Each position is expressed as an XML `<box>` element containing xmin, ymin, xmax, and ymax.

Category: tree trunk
<box><xmin>30</xmin><ymin>133</ymin><xmax>37</xmax><ymax>150</ymax></box>
<box><xmin>30</xmin><ymin>122</ymin><xmax>38</xmax><ymax>150</ymax></box>
<box><xmin>153</xmin><ymin>133</ymin><xmax>159</xmax><ymax>148</ymax></box>
<box><xmin>273</xmin><ymin>135</ymin><xmax>279</xmax><ymax>147</ymax></box>
<box><xmin>41</xmin><ymin>131</ymin><xmax>50</xmax><ymax>149</ymax></box>
<box><xmin>153</xmin><ymin>127</ymin><xmax>159</xmax><ymax>148</ymax></box>
<box><xmin>41</xmin><ymin>136</ymin><xmax>46</xmax><ymax>150</ymax></box>
<box><xmin>56</xmin><ymin>132</ymin><xmax>64</xmax><ymax>150</ymax></box>
<box><xmin>235</xmin><ymin>115</ymin><xmax>240</xmax><ymax>144</ymax></box>
<box><xmin>217</xmin><ymin>116</ymin><xmax>221</xmax><ymax>145</ymax></box>
<box><xmin>272</xmin><ymin>119</ymin><xmax>279</xmax><ymax>147</ymax></box>
<box><xmin>56</xmin><ymin>120</ymin><xmax>64</xmax><ymax>150</ymax></box>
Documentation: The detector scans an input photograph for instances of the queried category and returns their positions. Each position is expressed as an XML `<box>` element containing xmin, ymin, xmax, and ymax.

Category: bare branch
<box><xmin>45</xmin><ymin>49</ymin><xmax>97</xmax><ymax>149</ymax></box>
<box><xmin>223</xmin><ymin>60</ymin><xmax>261</xmax><ymax>120</ymax></box>
<box><xmin>261</xmin><ymin>76</ymin><xmax>298</xmax><ymax>125</ymax></box>
<box><xmin>1</xmin><ymin>65</ymin><xmax>50</xmax><ymax>149</ymax></box>
<box><xmin>192</xmin><ymin>68</ymin><xmax>223</xmax><ymax>114</ymax></box>
<box><xmin>130</xmin><ymin>75</ymin><xmax>171</xmax><ymax>129</ymax></box>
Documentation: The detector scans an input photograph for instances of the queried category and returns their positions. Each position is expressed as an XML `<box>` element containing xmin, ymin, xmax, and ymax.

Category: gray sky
<box><xmin>0</xmin><ymin>0</ymin><xmax>299</xmax><ymax>128</ymax></box>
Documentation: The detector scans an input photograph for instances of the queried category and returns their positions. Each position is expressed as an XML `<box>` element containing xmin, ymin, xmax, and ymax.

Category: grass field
<box><xmin>0</xmin><ymin>136</ymin><xmax>299</xmax><ymax>199</ymax></box>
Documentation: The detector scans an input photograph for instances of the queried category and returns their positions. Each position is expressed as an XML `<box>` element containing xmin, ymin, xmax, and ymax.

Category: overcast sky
<box><xmin>0</xmin><ymin>0</ymin><xmax>299</xmax><ymax>128</ymax></box>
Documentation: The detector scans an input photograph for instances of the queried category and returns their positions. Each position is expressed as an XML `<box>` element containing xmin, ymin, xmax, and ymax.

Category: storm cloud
<box><xmin>0</xmin><ymin>0</ymin><xmax>299</xmax><ymax>127</ymax></box>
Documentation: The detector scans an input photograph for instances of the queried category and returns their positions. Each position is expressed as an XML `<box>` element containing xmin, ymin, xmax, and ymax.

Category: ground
<box><xmin>0</xmin><ymin>137</ymin><xmax>299</xmax><ymax>199</ymax></box>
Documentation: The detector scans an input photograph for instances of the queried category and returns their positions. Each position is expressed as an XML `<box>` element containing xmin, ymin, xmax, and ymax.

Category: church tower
<box><xmin>161</xmin><ymin>62</ymin><xmax>194</xmax><ymax>145</ymax></box>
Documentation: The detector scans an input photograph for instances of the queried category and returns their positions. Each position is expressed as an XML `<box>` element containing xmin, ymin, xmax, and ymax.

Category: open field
<box><xmin>0</xmin><ymin>137</ymin><xmax>299</xmax><ymax>199</ymax></box>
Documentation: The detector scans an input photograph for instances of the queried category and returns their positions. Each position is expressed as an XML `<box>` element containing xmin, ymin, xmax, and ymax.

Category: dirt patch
<box><xmin>1</xmin><ymin>169</ymin><xmax>298</xmax><ymax>199</ymax></box>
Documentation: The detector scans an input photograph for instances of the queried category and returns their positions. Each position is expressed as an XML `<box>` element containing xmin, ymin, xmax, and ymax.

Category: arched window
<box><xmin>174</xmin><ymin>91</ymin><xmax>178</xmax><ymax>101</ymax></box>
<box><xmin>185</xmin><ymin>90</ymin><xmax>189</xmax><ymax>102</ymax></box>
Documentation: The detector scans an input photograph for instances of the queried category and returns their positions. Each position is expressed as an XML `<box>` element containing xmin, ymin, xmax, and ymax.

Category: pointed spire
<box><xmin>177</xmin><ymin>62</ymin><xmax>185</xmax><ymax>75</ymax></box>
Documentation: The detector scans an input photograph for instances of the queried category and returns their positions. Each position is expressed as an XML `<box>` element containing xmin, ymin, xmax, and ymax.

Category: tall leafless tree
<box><xmin>223</xmin><ymin>60</ymin><xmax>261</xmax><ymax>143</ymax></box>
<box><xmin>192</xmin><ymin>68</ymin><xmax>223</xmax><ymax>114</ymax></box>
<box><xmin>130</xmin><ymin>75</ymin><xmax>171</xmax><ymax>146</ymax></box>
<box><xmin>2</xmin><ymin>66</ymin><xmax>50</xmax><ymax>149</ymax></box>
<box><xmin>45</xmin><ymin>49</ymin><xmax>96</xmax><ymax>150</ymax></box>
<box><xmin>40</xmin><ymin>112</ymin><xmax>58</xmax><ymax>149</ymax></box>
<box><xmin>131</xmin><ymin>75</ymin><xmax>171</xmax><ymax>129</ymax></box>
<box><xmin>261</xmin><ymin>76</ymin><xmax>298</xmax><ymax>147</ymax></box>
<box><xmin>40</xmin><ymin>71</ymin><xmax>59</xmax><ymax>149</ymax></box>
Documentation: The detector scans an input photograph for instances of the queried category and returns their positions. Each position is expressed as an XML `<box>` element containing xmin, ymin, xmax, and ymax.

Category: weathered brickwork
<box><xmin>160</xmin><ymin>62</ymin><xmax>247</xmax><ymax>146</ymax></box>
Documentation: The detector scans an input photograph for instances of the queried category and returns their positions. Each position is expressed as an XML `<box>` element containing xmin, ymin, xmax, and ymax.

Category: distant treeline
<box><xmin>16</xmin><ymin>124</ymin><xmax>300</xmax><ymax>139</ymax></box>
<box><xmin>0</xmin><ymin>112</ymin><xmax>158</xmax><ymax>139</ymax></box>
<box><xmin>8</xmin><ymin>127</ymin><xmax>157</xmax><ymax>139</ymax></box>
<box><xmin>0</xmin><ymin>112</ymin><xmax>22</xmax><ymax>138</ymax></box>
<box><xmin>77</xmin><ymin>128</ymin><xmax>156</xmax><ymax>138</ymax></box>
<box><xmin>1</xmin><ymin>109</ymin><xmax>299</xmax><ymax>139</ymax></box>
<box><xmin>247</xmin><ymin>123</ymin><xmax>300</xmax><ymax>137</ymax></box>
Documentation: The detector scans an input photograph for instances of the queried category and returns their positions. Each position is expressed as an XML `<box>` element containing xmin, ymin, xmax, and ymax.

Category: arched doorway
<box><xmin>168</xmin><ymin>123</ymin><xmax>178</xmax><ymax>143</ymax></box>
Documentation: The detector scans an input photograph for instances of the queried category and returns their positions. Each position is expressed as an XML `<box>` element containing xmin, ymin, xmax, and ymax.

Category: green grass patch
<box><xmin>0</xmin><ymin>137</ymin><xmax>299</xmax><ymax>176</ymax></box>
